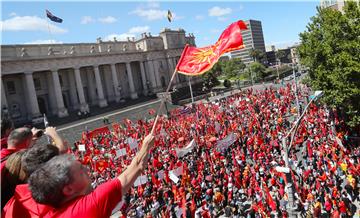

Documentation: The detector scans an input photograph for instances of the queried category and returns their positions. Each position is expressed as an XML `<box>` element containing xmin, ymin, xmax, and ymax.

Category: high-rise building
<box><xmin>320</xmin><ymin>0</ymin><xmax>345</xmax><ymax>12</ymax></box>
<box><xmin>230</xmin><ymin>20</ymin><xmax>266</xmax><ymax>64</ymax></box>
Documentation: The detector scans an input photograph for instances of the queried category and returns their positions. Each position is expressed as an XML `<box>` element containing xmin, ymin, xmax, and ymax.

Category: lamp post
<box><xmin>279</xmin><ymin>90</ymin><xmax>323</xmax><ymax>217</ymax></box>
<box><xmin>292</xmin><ymin>62</ymin><xmax>300</xmax><ymax>117</ymax></box>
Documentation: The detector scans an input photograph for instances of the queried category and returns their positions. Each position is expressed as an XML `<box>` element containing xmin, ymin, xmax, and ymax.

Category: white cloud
<box><xmin>81</xmin><ymin>16</ymin><xmax>94</xmax><ymax>24</ymax></box>
<box><xmin>9</xmin><ymin>12</ymin><xmax>17</xmax><ymax>17</ymax></box>
<box><xmin>208</xmin><ymin>6</ymin><xmax>232</xmax><ymax>17</ymax></box>
<box><xmin>104</xmin><ymin>33</ymin><xmax>135</xmax><ymax>41</ymax></box>
<box><xmin>195</xmin><ymin>15</ymin><xmax>204</xmax><ymax>20</ymax></box>
<box><xmin>25</xmin><ymin>39</ymin><xmax>63</xmax><ymax>44</ymax></box>
<box><xmin>98</xmin><ymin>16</ymin><xmax>117</xmax><ymax>24</ymax></box>
<box><xmin>0</xmin><ymin>16</ymin><xmax>67</xmax><ymax>34</ymax></box>
<box><xmin>210</xmin><ymin>29</ymin><xmax>220</xmax><ymax>33</ymax></box>
<box><xmin>128</xmin><ymin>26</ymin><xmax>150</xmax><ymax>34</ymax></box>
<box><xmin>130</xmin><ymin>8</ymin><xmax>167</xmax><ymax>21</ymax></box>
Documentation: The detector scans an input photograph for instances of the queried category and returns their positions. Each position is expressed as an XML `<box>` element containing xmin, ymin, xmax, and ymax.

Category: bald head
<box><xmin>7</xmin><ymin>127</ymin><xmax>33</xmax><ymax>149</ymax></box>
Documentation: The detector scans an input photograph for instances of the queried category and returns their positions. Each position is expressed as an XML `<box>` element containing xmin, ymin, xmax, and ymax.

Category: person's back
<box><xmin>2</xmin><ymin>150</ymin><xmax>27</xmax><ymax>209</ymax></box>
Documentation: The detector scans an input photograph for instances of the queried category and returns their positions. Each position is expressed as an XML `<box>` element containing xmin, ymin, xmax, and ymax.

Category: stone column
<box><xmin>152</xmin><ymin>60</ymin><xmax>162</xmax><ymax>89</ymax></box>
<box><xmin>24</xmin><ymin>72</ymin><xmax>41</xmax><ymax>118</ymax></box>
<box><xmin>86</xmin><ymin>68</ymin><xmax>96</xmax><ymax>105</ymax></box>
<box><xmin>167</xmin><ymin>56</ymin><xmax>178</xmax><ymax>84</ymax></box>
<box><xmin>110</xmin><ymin>64</ymin><xmax>121</xmax><ymax>102</ymax></box>
<box><xmin>1</xmin><ymin>78</ymin><xmax>8</xmax><ymax>109</ymax></box>
<box><xmin>67</xmin><ymin>70</ymin><xmax>78</xmax><ymax>110</ymax></box>
<box><xmin>93</xmin><ymin>65</ymin><xmax>108</xmax><ymax>107</ymax></box>
<box><xmin>147</xmin><ymin>60</ymin><xmax>157</xmax><ymax>90</ymax></box>
<box><xmin>74</xmin><ymin>67</ymin><xmax>89</xmax><ymax>112</ymax></box>
<box><xmin>139</xmin><ymin>61</ymin><xmax>148</xmax><ymax>95</ymax></box>
<box><xmin>51</xmin><ymin>69</ymin><xmax>68</xmax><ymax>117</ymax></box>
<box><xmin>126</xmin><ymin>62</ymin><xmax>138</xmax><ymax>99</ymax></box>
<box><xmin>172</xmin><ymin>57</ymin><xmax>180</xmax><ymax>84</ymax></box>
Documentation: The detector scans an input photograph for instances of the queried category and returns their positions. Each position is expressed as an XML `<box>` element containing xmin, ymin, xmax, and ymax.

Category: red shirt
<box><xmin>45</xmin><ymin>179</ymin><xmax>122</xmax><ymax>218</ymax></box>
<box><xmin>4</xmin><ymin>180</ymin><xmax>122</xmax><ymax>218</ymax></box>
<box><xmin>1</xmin><ymin>137</ymin><xmax>8</xmax><ymax>149</ymax></box>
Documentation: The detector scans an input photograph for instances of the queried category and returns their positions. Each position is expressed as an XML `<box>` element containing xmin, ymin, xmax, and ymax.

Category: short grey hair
<box><xmin>7</xmin><ymin>127</ymin><xmax>32</xmax><ymax>147</ymax></box>
<box><xmin>28</xmin><ymin>154</ymin><xmax>76</xmax><ymax>207</ymax></box>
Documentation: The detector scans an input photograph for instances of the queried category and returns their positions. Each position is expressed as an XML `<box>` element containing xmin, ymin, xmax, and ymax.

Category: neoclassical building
<box><xmin>1</xmin><ymin>28</ymin><xmax>197</xmax><ymax>123</ymax></box>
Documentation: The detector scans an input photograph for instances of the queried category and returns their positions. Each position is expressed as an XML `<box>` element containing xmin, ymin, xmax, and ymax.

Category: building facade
<box><xmin>320</xmin><ymin>0</ymin><xmax>345</xmax><ymax>12</ymax></box>
<box><xmin>1</xmin><ymin>28</ymin><xmax>197</xmax><ymax>124</ymax></box>
<box><xmin>230</xmin><ymin>20</ymin><xmax>266</xmax><ymax>64</ymax></box>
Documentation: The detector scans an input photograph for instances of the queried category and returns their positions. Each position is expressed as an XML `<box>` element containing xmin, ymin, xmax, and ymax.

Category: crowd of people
<box><xmin>1</xmin><ymin>83</ymin><xmax>359</xmax><ymax>218</ymax></box>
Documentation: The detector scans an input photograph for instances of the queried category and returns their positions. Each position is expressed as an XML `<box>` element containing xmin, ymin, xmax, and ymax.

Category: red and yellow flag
<box><xmin>175</xmin><ymin>20</ymin><xmax>247</xmax><ymax>76</ymax></box>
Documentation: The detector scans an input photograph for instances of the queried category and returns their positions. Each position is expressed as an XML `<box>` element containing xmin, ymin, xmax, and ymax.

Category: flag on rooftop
<box><xmin>167</xmin><ymin>10</ymin><xmax>173</xmax><ymax>22</ymax></box>
<box><xmin>175</xmin><ymin>20</ymin><xmax>247</xmax><ymax>76</ymax></box>
<box><xmin>46</xmin><ymin>9</ymin><xmax>63</xmax><ymax>23</ymax></box>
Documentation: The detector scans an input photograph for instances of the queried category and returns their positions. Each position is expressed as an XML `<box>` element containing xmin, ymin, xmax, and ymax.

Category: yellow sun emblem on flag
<box><xmin>189</xmin><ymin>40</ymin><xmax>222</xmax><ymax>64</ymax></box>
<box><xmin>190</xmin><ymin>48</ymin><xmax>217</xmax><ymax>64</ymax></box>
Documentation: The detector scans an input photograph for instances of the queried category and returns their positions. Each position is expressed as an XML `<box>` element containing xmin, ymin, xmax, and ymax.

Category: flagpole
<box><xmin>45</xmin><ymin>12</ymin><xmax>54</xmax><ymax>43</ymax></box>
<box><xmin>150</xmin><ymin>69</ymin><xmax>178</xmax><ymax>134</ymax></box>
<box><xmin>188</xmin><ymin>77</ymin><xmax>194</xmax><ymax>103</ymax></box>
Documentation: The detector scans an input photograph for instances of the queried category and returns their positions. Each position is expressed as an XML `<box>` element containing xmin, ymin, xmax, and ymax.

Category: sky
<box><xmin>1</xmin><ymin>1</ymin><xmax>319</xmax><ymax>49</ymax></box>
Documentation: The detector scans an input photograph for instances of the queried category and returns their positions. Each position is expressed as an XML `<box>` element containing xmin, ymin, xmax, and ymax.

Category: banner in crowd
<box><xmin>175</xmin><ymin>139</ymin><xmax>196</xmax><ymax>158</ymax></box>
<box><xmin>87</xmin><ymin>126</ymin><xmax>110</xmax><ymax>138</ymax></box>
<box><xmin>216</xmin><ymin>133</ymin><xmax>237</xmax><ymax>152</ymax></box>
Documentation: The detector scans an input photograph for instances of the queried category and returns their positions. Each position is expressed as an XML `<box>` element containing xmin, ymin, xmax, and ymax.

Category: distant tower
<box><xmin>230</xmin><ymin>20</ymin><xmax>266</xmax><ymax>64</ymax></box>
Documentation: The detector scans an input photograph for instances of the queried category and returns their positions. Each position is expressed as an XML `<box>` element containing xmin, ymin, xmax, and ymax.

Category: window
<box><xmin>34</xmin><ymin>78</ymin><xmax>42</xmax><ymax>90</ymax></box>
<box><xmin>6</xmin><ymin>81</ymin><xmax>16</xmax><ymax>94</ymax></box>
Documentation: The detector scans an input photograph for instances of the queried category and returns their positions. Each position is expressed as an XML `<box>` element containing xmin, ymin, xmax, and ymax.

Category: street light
<box><xmin>279</xmin><ymin>90</ymin><xmax>323</xmax><ymax>216</ymax></box>
<box><xmin>292</xmin><ymin>62</ymin><xmax>300</xmax><ymax>117</ymax></box>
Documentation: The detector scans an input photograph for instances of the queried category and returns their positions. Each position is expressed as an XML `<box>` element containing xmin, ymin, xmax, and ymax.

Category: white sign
<box><xmin>157</xmin><ymin>170</ymin><xmax>165</xmax><ymax>180</ymax></box>
<box><xmin>134</xmin><ymin>175</ymin><xmax>148</xmax><ymax>187</ymax></box>
<box><xmin>169</xmin><ymin>171</ymin><xmax>179</xmax><ymax>184</ymax></box>
<box><xmin>175</xmin><ymin>139</ymin><xmax>196</xmax><ymax>158</ymax></box>
<box><xmin>116</xmin><ymin>148</ymin><xmax>127</xmax><ymax>158</ymax></box>
<box><xmin>215</xmin><ymin>122</ymin><xmax>221</xmax><ymax>133</ymax></box>
<box><xmin>275</xmin><ymin>166</ymin><xmax>290</xmax><ymax>173</ymax></box>
<box><xmin>78</xmin><ymin>144</ymin><xmax>86</xmax><ymax>152</ymax></box>
<box><xmin>127</xmin><ymin>137</ymin><xmax>138</xmax><ymax>150</ymax></box>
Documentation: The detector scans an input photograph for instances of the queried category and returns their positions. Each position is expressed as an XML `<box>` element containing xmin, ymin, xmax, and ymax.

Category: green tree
<box><xmin>222</xmin><ymin>57</ymin><xmax>246</xmax><ymax>79</ymax></box>
<box><xmin>248</xmin><ymin>62</ymin><xmax>267</xmax><ymax>81</ymax></box>
<box><xmin>202</xmin><ymin>61</ymin><xmax>222</xmax><ymax>87</ymax></box>
<box><xmin>298</xmin><ymin>2</ymin><xmax>360</xmax><ymax>127</ymax></box>
<box><xmin>249</xmin><ymin>48</ymin><xmax>265</xmax><ymax>63</ymax></box>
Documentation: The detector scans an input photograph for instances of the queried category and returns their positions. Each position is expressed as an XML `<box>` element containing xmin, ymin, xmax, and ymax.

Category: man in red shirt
<box><xmin>27</xmin><ymin>133</ymin><xmax>154</xmax><ymax>217</ymax></box>
<box><xmin>0</xmin><ymin>118</ymin><xmax>14</xmax><ymax>149</ymax></box>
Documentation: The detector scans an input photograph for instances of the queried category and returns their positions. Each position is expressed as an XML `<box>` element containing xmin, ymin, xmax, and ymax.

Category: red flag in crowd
<box><xmin>175</xmin><ymin>20</ymin><xmax>247</xmax><ymax>76</ymax></box>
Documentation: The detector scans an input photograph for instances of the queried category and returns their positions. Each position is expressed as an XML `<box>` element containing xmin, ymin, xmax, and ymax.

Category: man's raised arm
<box><xmin>118</xmin><ymin>133</ymin><xmax>154</xmax><ymax>195</ymax></box>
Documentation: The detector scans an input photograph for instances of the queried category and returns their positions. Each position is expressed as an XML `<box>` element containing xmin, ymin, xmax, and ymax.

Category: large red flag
<box><xmin>175</xmin><ymin>20</ymin><xmax>247</xmax><ymax>76</ymax></box>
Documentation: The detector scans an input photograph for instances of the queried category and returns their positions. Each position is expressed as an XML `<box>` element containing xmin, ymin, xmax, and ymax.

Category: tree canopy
<box><xmin>298</xmin><ymin>1</ymin><xmax>360</xmax><ymax>127</ymax></box>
